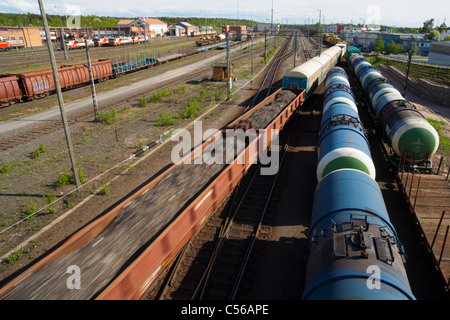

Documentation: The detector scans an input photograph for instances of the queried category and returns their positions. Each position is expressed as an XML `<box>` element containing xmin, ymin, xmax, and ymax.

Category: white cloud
<box><xmin>0</xmin><ymin>0</ymin><xmax>448</xmax><ymax>28</ymax></box>
<box><xmin>4</xmin><ymin>0</ymin><xmax>38</xmax><ymax>13</ymax></box>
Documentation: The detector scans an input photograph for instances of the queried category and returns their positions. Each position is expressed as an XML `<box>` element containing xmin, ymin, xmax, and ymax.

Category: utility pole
<box><xmin>226</xmin><ymin>33</ymin><xmax>232</xmax><ymax>100</ymax></box>
<box><xmin>251</xmin><ymin>19</ymin><xmax>254</xmax><ymax>74</ymax></box>
<box><xmin>318</xmin><ymin>9</ymin><xmax>322</xmax><ymax>56</ymax></box>
<box><xmin>85</xmin><ymin>39</ymin><xmax>99</xmax><ymax>121</ymax></box>
<box><xmin>264</xmin><ymin>30</ymin><xmax>267</xmax><ymax>62</ymax></box>
<box><xmin>38</xmin><ymin>0</ymin><xmax>81</xmax><ymax>189</ymax></box>
<box><xmin>402</xmin><ymin>38</ymin><xmax>414</xmax><ymax>97</ymax></box>
<box><xmin>271</xmin><ymin>0</ymin><xmax>274</xmax><ymax>41</ymax></box>
<box><xmin>294</xmin><ymin>31</ymin><xmax>297</xmax><ymax>67</ymax></box>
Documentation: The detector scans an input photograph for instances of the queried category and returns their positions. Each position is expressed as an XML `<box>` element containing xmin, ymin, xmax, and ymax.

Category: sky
<box><xmin>0</xmin><ymin>0</ymin><xmax>449</xmax><ymax>28</ymax></box>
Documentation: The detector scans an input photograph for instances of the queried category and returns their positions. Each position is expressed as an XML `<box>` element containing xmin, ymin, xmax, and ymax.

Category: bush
<box><xmin>181</xmin><ymin>100</ymin><xmax>201</xmax><ymax>119</ymax></box>
<box><xmin>57</xmin><ymin>168</ymin><xmax>85</xmax><ymax>187</ymax></box>
<box><xmin>138</xmin><ymin>96</ymin><xmax>148</xmax><ymax>107</ymax></box>
<box><xmin>32</xmin><ymin>144</ymin><xmax>46</xmax><ymax>159</ymax></box>
<box><xmin>155</xmin><ymin>111</ymin><xmax>177</xmax><ymax>126</ymax></box>
<box><xmin>98</xmin><ymin>108</ymin><xmax>118</xmax><ymax>124</ymax></box>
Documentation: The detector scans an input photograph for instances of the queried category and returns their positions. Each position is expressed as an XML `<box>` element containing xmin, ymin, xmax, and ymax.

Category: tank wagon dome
<box><xmin>303</xmin><ymin>169</ymin><xmax>416</xmax><ymax>300</ymax></box>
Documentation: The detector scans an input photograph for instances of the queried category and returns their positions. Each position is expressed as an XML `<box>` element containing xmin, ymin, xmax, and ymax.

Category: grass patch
<box><xmin>97</xmin><ymin>108</ymin><xmax>118</xmax><ymax>125</ymax></box>
<box><xmin>22</xmin><ymin>202</ymin><xmax>37</xmax><ymax>221</ymax></box>
<box><xmin>0</xmin><ymin>163</ymin><xmax>13</xmax><ymax>175</ymax></box>
<box><xmin>32</xmin><ymin>144</ymin><xmax>46</xmax><ymax>159</ymax></box>
<box><xmin>43</xmin><ymin>195</ymin><xmax>57</xmax><ymax>214</ymax></box>
<box><xmin>57</xmin><ymin>168</ymin><xmax>86</xmax><ymax>188</ymax></box>
<box><xmin>97</xmin><ymin>184</ymin><xmax>110</xmax><ymax>196</ymax></box>
<box><xmin>155</xmin><ymin>110</ymin><xmax>178</xmax><ymax>127</ymax></box>
<box><xmin>426</xmin><ymin>118</ymin><xmax>450</xmax><ymax>154</ymax></box>
<box><xmin>367</xmin><ymin>56</ymin><xmax>450</xmax><ymax>86</ymax></box>
<box><xmin>138</xmin><ymin>96</ymin><xmax>148</xmax><ymax>107</ymax></box>
<box><xmin>148</xmin><ymin>87</ymin><xmax>173</xmax><ymax>103</ymax></box>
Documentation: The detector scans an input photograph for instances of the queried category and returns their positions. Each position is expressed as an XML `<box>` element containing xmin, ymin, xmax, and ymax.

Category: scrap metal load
<box><xmin>348</xmin><ymin>48</ymin><xmax>439</xmax><ymax>163</ymax></box>
<box><xmin>303</xmin><ymin>67</ymin><xmax>416</xmax><ymax>300</ymax></box>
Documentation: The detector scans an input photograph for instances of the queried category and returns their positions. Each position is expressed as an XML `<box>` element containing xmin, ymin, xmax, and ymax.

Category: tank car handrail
<box><xmin>307</xmin><ymin>208</ymin><xmax>400</xmax><ymax>244</ymax></box>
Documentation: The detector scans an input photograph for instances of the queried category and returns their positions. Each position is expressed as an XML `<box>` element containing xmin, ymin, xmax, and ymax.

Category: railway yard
<box><xmin>0</xmin><ymin>24</ymin><xmax>449</xmax><ymax>304</ymax></box>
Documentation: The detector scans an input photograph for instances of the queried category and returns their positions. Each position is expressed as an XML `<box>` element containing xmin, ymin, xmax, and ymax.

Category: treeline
<box><xmin>159</xmin><ymin>17</ymin><xmax>258</xmax><ymax>28</ymax></box>
<box><xmin>0</xmin><ymin>12</ymin><xmax>122</xmax><ymax>27</ymax></box>
<box><xmin>0</xmin><ymin>12</ymin><xmax>261</xmax><ymax>29</ymax></box>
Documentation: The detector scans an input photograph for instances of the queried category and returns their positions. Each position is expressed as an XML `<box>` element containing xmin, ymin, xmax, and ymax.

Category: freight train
<box><xmin>0</xmin><ymin>42</ymin><xmax>237</xmax><ymax>108</ymax></box>
<box><xmin>0</xmin><ymin>37</ymin><xmax>26</xmax><ymax>51</ymax></box>
<box><xmin>302</xmin><ymin>66</ymin><xmax>416</xmax><ymax>300</ymax></box>
<box><xmin>348</xmin><ymin>48</ymin><xmax>439</xmax><ymax>166</ymax></box>
<box><xmin>316</xmin><ymin>66</ymin><xmax>375</xmax><ymax>181</ymax></box>
<box><xmin>282</xmin><ymin>45</ymin><xmax>343</xmax><ymax>98</ymax></box>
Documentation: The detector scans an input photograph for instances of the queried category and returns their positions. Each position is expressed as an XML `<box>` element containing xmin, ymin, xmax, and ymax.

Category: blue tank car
<box><xmin>303</xmin><ymin>169</ymin><xmax>416</xmax><ymax>300</ymax></box>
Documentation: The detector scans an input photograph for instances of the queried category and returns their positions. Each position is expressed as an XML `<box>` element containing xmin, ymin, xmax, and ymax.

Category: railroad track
<box><xmin>241</xmin><ymin>33</ymin><xmax>294</xmax><ymax>115</ymax></box>
<box><xmin>155</xmin><ymin>108</ymin><xmax>299</xmax><ymax>300</ymax></box>
<box><xmin>299</xmin><ymin>32</ymin><xmax>315</xmax><ymax>61</ymax></box>
<box><xmin>0</xmin><ymin>44</ymin><xmax>267</xmax><ymax>151</ymax></box>
<box><xmin>149</xmin><ymin>33</ymin><xmax>299</xmax><ymax>300</ymax></box>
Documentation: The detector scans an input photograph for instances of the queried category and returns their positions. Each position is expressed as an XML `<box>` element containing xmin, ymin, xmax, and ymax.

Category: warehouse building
<box><xmin>0</xmin><ymin>26</ymin><xmax>42</xmax><ymax>47</ymax></box>
<box><xmin>222</xmin><ymin>25</ymin><xmax>247</xmax><ymax>35</ymax></box>
<box><xmin>117</xmin><ymin>18</ymin><xmax>168</xmax><ymax>37</ymax></box>
<box><xmin>428</xmin><ymin>41</ymin><xmax>450</xmax><ymax>66</ymax></box>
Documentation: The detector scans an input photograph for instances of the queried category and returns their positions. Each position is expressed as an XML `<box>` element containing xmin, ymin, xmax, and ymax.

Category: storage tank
<box><xmin>303</xmin><ymin>169</ymin><xmax>416</xmax><ymax>300</ymax></box>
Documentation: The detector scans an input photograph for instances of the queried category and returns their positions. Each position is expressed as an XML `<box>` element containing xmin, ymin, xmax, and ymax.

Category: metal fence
<box><xmin>379</xmin><ymin>53</ymin><xmax>450</xmax><ymax>68</ymax></box>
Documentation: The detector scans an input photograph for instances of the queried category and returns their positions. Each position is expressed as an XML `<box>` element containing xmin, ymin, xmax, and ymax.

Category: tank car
<box><xmin>317</xmin><ymin>67</ymin><xmax>375</xmax><ymax>181</ymax></box>
<box><xmin>349</xmin><ymin>53</ymin><xmax>439</xmax><ymax>162</ymax></box>
<box><xmin>303</xmin><ymin>169</ymin><xmax>416</xmax><ymax>300</ymax></box>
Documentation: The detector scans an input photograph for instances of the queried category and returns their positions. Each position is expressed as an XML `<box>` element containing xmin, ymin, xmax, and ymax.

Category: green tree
<box><xmin>428</xmin><ymin>29</ymin><xmax>441</xmax><ymax>41</ymax></box>
<box><xmin>386</xmin><ymin>40</ymin><xmax>396</xmax><ymax>54</ymax></box>
<box><xmin>421</xmin><ymin>18</ymin><xmax>434</xmax><ymax>33</ymax></box>
<box><xmin>445</xmin><ymin>35</ymin><xmax>450</xmax><ymax>41</ymax></box>
<box><xmin>373</xmin><ymin>36</ymin><xmax>385</xmax><ymax>52</ymax></box>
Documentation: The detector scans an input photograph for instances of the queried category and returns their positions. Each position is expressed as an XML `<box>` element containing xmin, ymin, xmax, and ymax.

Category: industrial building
<box><xmin>341</xmin><ymin>30</ymin><xmax>431</xmax><ymax>56</ymax></box>
<box><xmin>255</xmin><ymin>24</ymin><xmax>279</xmax><ymax>33</ymax></box>
<box><xmin>117</xmin><ymin>18</ymin><xmax>168</xmax><ymax>37</ymax></box>
<box><xmin>0</xmin><ymin>26</ymin><xmax>42</xmax><ymax>47</ymax></box>
<box><xmin>222</xmin><ymin>25</ymin><xmax>248</xmax><ymax>36</ymax></box>
<box><xmin>428</xmin><ymin>41</ymin><xmax>450</xmax><ymax>66</ymax></box>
